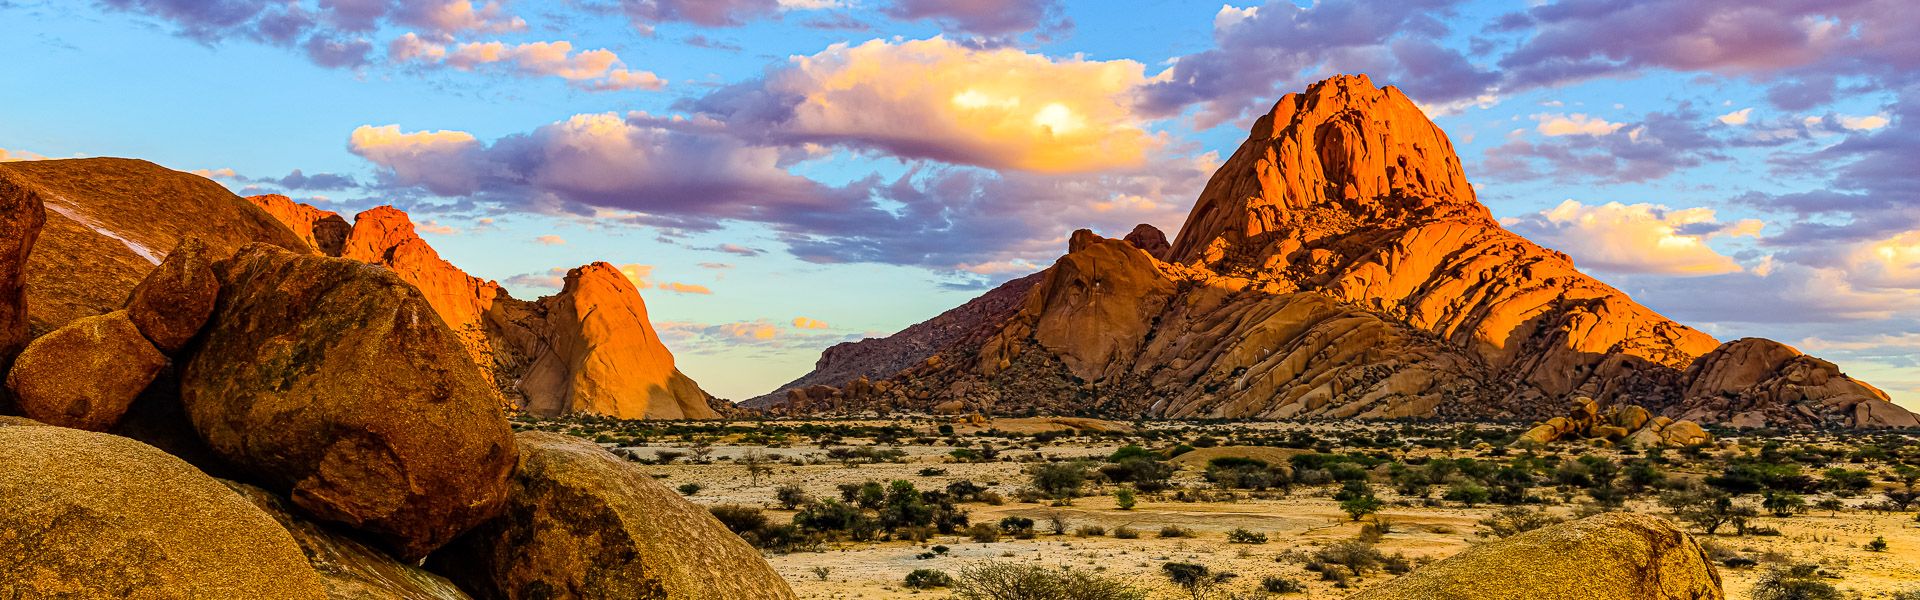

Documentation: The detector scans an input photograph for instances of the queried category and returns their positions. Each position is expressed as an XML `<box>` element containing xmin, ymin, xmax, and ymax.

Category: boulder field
<box><xmin>0</xmin><ymin>175</ymin><xmax>798</xmax><ymax>598</ymax></box>
<box><xmin>760</xmin><ymin>74</ymin><xmax>1916</xmax><ymax>430</ymax></box>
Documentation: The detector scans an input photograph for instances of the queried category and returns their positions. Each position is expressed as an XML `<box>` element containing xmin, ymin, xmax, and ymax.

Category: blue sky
<box><xmin>3</xmin><ymin>0</ymin><xmax>1915</xmax><ymax>407</ymax></box>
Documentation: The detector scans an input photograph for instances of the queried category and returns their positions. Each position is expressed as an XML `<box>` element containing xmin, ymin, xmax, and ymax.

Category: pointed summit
<box><xmin>519</xmin><ymin>262</ymin><xmax>717</xmax><ymax>420</ymax></box>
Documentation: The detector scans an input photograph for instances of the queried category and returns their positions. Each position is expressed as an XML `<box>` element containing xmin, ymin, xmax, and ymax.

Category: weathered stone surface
<box><xmin>0</xmin><ymin>425</ymin><xmax>326</xmax><ymax>599</ymax></box>
<box><xmin>227</xmin><ymin>482</ymin><xmax>472</xmax><ymax>600</ymax></box>
<box><xmin>1674</xmin><ymin>338</ymin><xmax>1917</xmax><ymax>428</ymax></box>
<box><xmin>518</xmin><ymin>262</ymin><xmax>716</xmax><ymax>420</ymax></box>
<box><xmin>182</xmin><ymin>243</ymin><xmax>517</xmax><ymax>561</ymax></box>
<box><xmin>7</xmin><ymin>310</ymin><xmax>167</xmax><ymax>431</ymax></box>
<box><xmin>1122</xmin><ymin>223</ymin><xmax>1171</xmax><ymax>259</ymax></box>
<box><xmin>0</xmin><ymin>173</ymin><xmax>43</xmax><ymax>369</ymax></box>
<box><xmin>430</xmin><ymin>432</ymin><xmax>798</xmax><ymax>600</ymax></box>
<box><xmin>1347</xmin><ymin>512</ymin><xmax>1722</xmax><ymax>600</ymax></box>
<box><xmin>244</xmin><ymin>194</ymin><xmax>350</xmax><ymax>256</ymax></box>
<box><xmin>1515</xmin><ymin>398</ymin><xmax>1710</xmax><ymax>448</ymax></box>
<box><xmin>126</xmin><ymin>237</ymin><xmax>218</xmax><ymax>351</ymax></box>
<box><xmin>1</xmin><ymin>158</ymin><xmax>308</xmax><ymax>334</ymax></box>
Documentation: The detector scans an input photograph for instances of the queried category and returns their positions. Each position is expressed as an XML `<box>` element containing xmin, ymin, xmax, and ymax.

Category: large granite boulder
<box><xmin>6</xmin><ymin>310</ymin><xmax>167</xmax><ymax>431</ymax></box>
<box><xmin>227</xmin><ymin>482</ymin><xmax>472</xmax><ymax>600</ymax></box>
<box><xmin>0</xmin><ymin>423</ymin><xmax>326</xmax><ymax>599</ymax></box>
<box><xmin>0</xmin><ymin>173</ymin><xmax>43</xmax><ymax>370</ymax></box>
<box><xmin>1347</xmin><ymin>512</ymin><xmax>1722</xmax><ymax>600</ymax></box>
<box><xmin>429</xmin><ymin>432</ymin><xmax>798</xmax><ymax>600</ymax></box>
<box><xmin>182</xmin><ymin>243</ymin><xmax>517</xmax><ymax>561</ymax></box>
<box><xmin>125</xmin><ymin>236</ymin><xmax>218</xmax><ymax>352</ymax></box>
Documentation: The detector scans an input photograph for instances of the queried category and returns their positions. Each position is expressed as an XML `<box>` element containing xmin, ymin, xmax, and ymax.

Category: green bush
<box><xmin>1158</xmin><ymin>525</ymin><xmax>1193</xmax><ymax>538</ymax></box>
<box><xmin>904</xmin><ymin>568</ymin><xmax>953</xmax><ymax>589</ymax></box>
<box><xmin>1261</xmin><ymin>575</ymin><xmax>1306</xmax><ymax>593</ymax></box>
<box><xmin>1226</xmin><ymin>528</ymin><xmax>1267</xmax><ymax>544</ymax></box>
<box><xmin>676</xmin><ymin>483</ymin><xmax>702</xmax><ymax>496</ymax></box>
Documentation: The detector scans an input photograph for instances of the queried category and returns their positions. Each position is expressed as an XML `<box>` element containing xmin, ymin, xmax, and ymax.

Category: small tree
<box><xmin>1341</xmin><ymin>490</ymin><xmax>1383</xmax><ymax>521</ymax></box>
<box><xmin>689</xmin><ymin>440</ymin><xmax>715</xmax><ymax>463</ymax></box>
<box><xmin>953</xmin><ymin>562</ymin><xmax>1144</xmax><ymax>600</ymax></box>
<box><xmin>1162</xmin><ymin>562</ymin><xmax>1232</xmax><ymax>600</ymax></box>
<box><xmin>742</xmin><ymin>449</ymin><xmax>771</xmax><ymax>486</ymax></box>
<box><xmin>1751</xmin><ymin>564</ymin><xmax>1840</xmax><ymax>600</ymax></box>
<box><xmin>775</xmin><ymin>484</ymin><xmax>809</xmax><ymax>510</ymax></box>
<box><xmin>1866</xmin><ymin>536</ymin><xmax>1889</xmax><ymax>552</ymax></box>
<box><xmin>1028</xmin><ymin>461</ymin><xmax>1091</xmax><ymax>500</ymax></box>
<box><xmin>1114</xmin><ymin>486</ymin><xmax>1137</xmax><ymax>510</ymax></box>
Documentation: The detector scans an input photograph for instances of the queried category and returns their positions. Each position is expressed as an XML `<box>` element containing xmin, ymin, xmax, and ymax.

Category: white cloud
<box><xmin>1836</xmin><ymin>113</ymin><xmax>1890</xmax><ymax>131</ymax></box>
<box><xmin>1716</xmin><ymin>108</ymin><xmax>1752</xmax><ymax>125</ymax></box>
<box><xmin>1507</xmin><ymin>200</ymin><xmax>1758</xmax><ymax>275</ymax></box>
<box><xmin>397</xmin><ymin>38</ymin><xmax>665</xmax><ymax>91</ymax></box>
<box><xmin>1533</xmin><ymin>113</ymin><xmax>1625</xmax><ymax>136</ymax></box>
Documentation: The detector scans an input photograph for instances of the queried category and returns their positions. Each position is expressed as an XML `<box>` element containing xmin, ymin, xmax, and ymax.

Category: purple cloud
<box><xmin>882</xmin><ymin>0</ymin><xmax>1065</xmax><ymax>37</ymax></box>
<box><xmin>619</xmin><ymin>0</ymin><xmax>779</xmax><ymax>30</ymax></box>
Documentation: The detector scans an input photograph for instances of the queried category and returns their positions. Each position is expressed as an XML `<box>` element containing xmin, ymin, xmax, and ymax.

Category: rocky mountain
<box><xmin>243</xmin><ymin>196</ymin><xmax>723</xmax><ymax>420</ymax></box>
<box><xmin>765</xmin><ymin>74</ymin><xmax>1916</xmax><ymax>429</ymax></box>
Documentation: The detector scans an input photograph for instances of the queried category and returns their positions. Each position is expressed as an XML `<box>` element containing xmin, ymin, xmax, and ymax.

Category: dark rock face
<box><xmin>1348</xmin><ymin>512</ymin><xmax>1723</xmax><ymax>600</ymax></box>
<box><xmin>0</xmin><ymin>173</ymin><xmax>44</xmax><ymax>370</ymax></box>
<box><xmin>182</xmin><ymin>243</ymin><xmax>517</xmax><ymax>561</ymax></box>
<box><xmin>1123</xmin><ymin>223</ymin><xmax>1171</xmax><ymax>259</ymax></box>
<box><xmin>430</xmin><ymin>432</ymin><xmax>799</xmax><ymax>600</ymax></box>
<box><xmin>0</xmin><ymin>423</ymin><xmax>327</xmax><ymax>599</ymax></box>
<box><xmin>126</xmin><ymin>236</ymin><xmax>219</xmax><ymax>352</ymax></box>
<box><xmin>6</xmin><ymin>310</ymin><xmax>167</xmax><ymax>431</ymax></box>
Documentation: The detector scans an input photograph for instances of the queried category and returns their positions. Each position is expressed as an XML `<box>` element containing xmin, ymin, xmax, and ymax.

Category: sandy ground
<box><xmin>613</xmin><ymin>425</ymin><xmax>1920</xmax><ymax>599</ymax></box>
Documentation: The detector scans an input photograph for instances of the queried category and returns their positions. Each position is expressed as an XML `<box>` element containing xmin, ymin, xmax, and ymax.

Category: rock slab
<box><xmin>0</xmin><ymin>423</ymin><xmax>326</xmax><ymax>599</ymax></box>
<box><xmin>182</xmin><ymin>243</ymin><xmax>517</xmax><ymax>561</ymax></box>
<box><xmin>1347</xmin><ymin>512</ymin><xmax>1722</xmax><ymax>600</ymax></box>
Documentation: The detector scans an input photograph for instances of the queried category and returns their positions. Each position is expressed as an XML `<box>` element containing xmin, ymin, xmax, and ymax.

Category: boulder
<box><xmin>226</xmin><ymin>482</ymin><xmax>472</xmax><ymax>600</ymax></box>
<box><xmin>6</xmin><ymin>310</ymin><xmax>167</xmax><ymax>431</ymax></box>
<box><xmin>181</xmin><ymin>243</ymin><xmax>517</xmax><ymax>561</ymax></box>
<box><xmin>0</xmin><ymin>424</ymin><xmax>326</xmax><ymax>599</ymax></box>
<box><xmin>1347</xmin><ymin>512</ymin><xmax>1722</xmax><ymax>600</ymax></box>
<box><xmin>1122</xmin><ymin>223</ymin><xmax>1171</xmax><ymax>259</ymax></box>
<box><xmin>517</xmin><ymin>262</ymin><xmax>717</xmax><ymax>419</ymax></box>
<box><xmin>125</xmin><ymin>236</ymin><xmax>218</xmax><ymax>352</ymax></box>
<box><xmin>1660</xmin><ymin>420</ymin><xmax>1710</xmax><ymax>447</ymax></box>
<box><xmin>0</xmin><ymin>173</ymin><xmax>43</xmax><ymax>368</ymax></box>
<box><xmin>429</xmin><ymin>432</ymin><xmax>798</xmax><ymax>600</ymax></box>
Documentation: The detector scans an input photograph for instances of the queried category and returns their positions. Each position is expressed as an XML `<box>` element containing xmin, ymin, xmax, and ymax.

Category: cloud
<box><xmin>1716</xmin><ymin>108</ymin><xmax>1752</xmax><ymax>125</ymax></box>
<box><xmin>616</xmin><ymin>263</ymin><xmax>655</xmax><ymax>288</ymax></box>
<box><xmin>686</xmin><ymin>37</ymin><xmax>1166</xmax><ymax>174</ymax></box>
<box><xmin>1139</xmin><ymin>0</ymin><xmax>1497</xmax><ymax>128</ymax></box>
<box><xmin>504</xmin><ymin>267</ymin><xmax>568</xmax><ymax>291</ymax></box>
<box><xmin>1534</xmin><ymin>113</ymin><xmax>1625</xmax><ymax>136</ymax></box>
<box><xmin>656</xmin><ymin>319</ymin><xmax>864</xmax><ymax>353</ymax></box>
<box><xmin>791</xmin><ymin>316</ymin><xmax>829</xmax><ymax>329</ymax></box>
<box><xmin>618</xmin><ymin>0</ymin><xmax>780</xmax><ymax>31</ymax></box>
<box><xmin>1836</xmin><ymin>113</ymin><xmax>1890</xmax><ymax>131</ymax></box>
<box><xmin>707</xmin><ymin>243</ymin><xmax>764</xmax><ymax>256</ymax></box>
<box><xmin>1506</xmin><ymin>200</ymin><xmax>1758</xmax><ymax>275</ymax></box>
<box><xmin>100</xmin><ymin>0</ymin><xmax>527</xmax><ymax>69</ymax></box>
<box><xmin>534</xmin><ymin>234</ymin><xmax>566</xmax><ymax>245</ymax></box>
<box><xmin>881</xmin><ymin>0</ymin><xmax>1067</xmax><ymax>37</ymax></box>
<box><xmin>396</xmin><ymin>38</ymin><xmax>665</xmax><ymax>91</ymax></box>
<box><xmin>658</xmin><ymin>281</ymin><xmax>712</xmax><ymax>295</ymax></box>
<box><xmin>721</xmin><ymin>321</ymin><xmax>779</xmax><ymax>340</ymax></box>
<box><xmin>349</xmin><ymin>124</ymin><xmax>485</xmax><ymax>195</ymax></box>
<box><xmin>1479</xmin><ymin>106</ymin><xmax>1732</xmax><ymax>184</ymax></box>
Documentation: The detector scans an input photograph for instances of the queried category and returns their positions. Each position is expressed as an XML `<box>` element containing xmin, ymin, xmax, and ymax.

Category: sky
<box><xmin>1</xmin><ymin>0</ymin><xmax>1915</xmax><ymax>408</ymax></box>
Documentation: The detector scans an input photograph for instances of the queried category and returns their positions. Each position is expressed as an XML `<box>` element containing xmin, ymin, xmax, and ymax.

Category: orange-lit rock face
<box><xmin>518</xmin><ymin>262</ymin><xmax>716</xmax><ymax>420</ymax></box>
<box><xmin>244</xmin><ymin>194</ymin><xmax>349</xmax><ymax>256</ymax></box>
<box><xmin>338</xmin><ymin>207</ymin><xmax>506</xmax><ymax>376</ymax></box>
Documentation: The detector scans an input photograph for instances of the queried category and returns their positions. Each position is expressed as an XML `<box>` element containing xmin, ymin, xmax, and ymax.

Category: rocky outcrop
<box><xmin>0</xmin><ymin>424</ymin><xmax>327</xmax><ymax>599</ymax></box>
<box><xmin>1123</xmin><ymin>223</ymin><xmax>1171</xmax><ymax>259</ymax></box>
<box><xmin>1348</xmin><ymin>512</ymin><xmax>1722</xmax><ymax>600</ymax></box>
<box><xmin>0</xmin><ymin>174</ymin><xmax>44</xmax><ymax>371</ymax></box>
<box><xmin>227</xmin><ymin>482</ymin><xmax>472</xmax><ymax>600</ymax></box>
<box><xmin>245</xmin><ymin>193</ymin><xmax>350</xmax><ymax>256</ymax></box>
<box><xmin>1</xmin><ymin>158</ymin><xmax>308</xmax><ymax>335</ymax></box>
<box><xmin>768</xmin><ymin>74</ymin><xmax>1902</xmax><ymax>428</ymax></box>
<box><xmin>126</xmin><ymin>237</ymin><xmax>219</xmax><ymax>352</ymax></box>
<box><xmin>1672</xmin><ymin>338</ymin><xmax>1916</xmax><ymax>428</ymax></box>
<box><xmin>241</xmin><ymin>197</ymin><xmax>729</xmax><ymax>420</ymax></box>
<box><xmin>6</xmin><ymin>310</ymin><xmax>168</xmax><ymax>431</ymax></box>
<box><xmin>1516</xmin><ymin>397</ymin><xmax>1710</xmax><ymax>447</ymax></box>
<box><xmin>182</xmin><ymin>243</ymin><xmax>517</xmax><ymax>561</ymax></box>
<box><xmin>517</xmin><ymin>263</ymin><xmax>716</xmax><ymax>420</ymax></box>
<box><xmin>430</xmin><ymin>432</ymin><xmax>798</xmax><ymax>600</ymax></box>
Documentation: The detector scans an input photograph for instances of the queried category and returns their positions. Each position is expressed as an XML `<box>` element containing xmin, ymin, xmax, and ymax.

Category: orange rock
<box><xmin>244</xmin><ymin>194</ymin><xmax>350</xmax><ymax>256</ymax></box>
<box><xmin>340</xmin><ymin>207</ymin><xmax>507</xmax><ymax>375</ymax></box>
<box><xmin>1676</xmin><ymin>338</ymin><xmax>1917</xmax><ymax>428</ymax></box>
<box><xmin>6</xmin><ymin>310</ymin><xmax>167</xmax><ymax>431</ymax></box>
<box><xmin>518</xmin><ymin>263</ymin><xmax>717</xmax><ymax>420</ymax></box>
<box><xmin>0</xmin><ymin>175</ymin><xmax>43</xmax><ymax>370</ymax></box>
<box><xmin>125</xmin><ymin>236</ymin><xmax>218</xmax><ymax>351</ymax></box>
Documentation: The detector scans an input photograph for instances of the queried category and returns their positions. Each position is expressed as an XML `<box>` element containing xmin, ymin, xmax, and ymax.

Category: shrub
<box><xmin>966</xmin><ymin>523</ymin><xmax>1001</xmax><ymax>543</ymax></box>
<box><xmin>1261</xmin><ymin>575</ymin><xmax>1306</xmax><ymax>593</ymax></box>
<box><xmin>676</xmin><ymin>483</ymin><xmax>702</xmax><ymax>496</ymax></box>
<box><xmin>1866</xmin><ymin>536</ymin><xmax>1888</xmax><ymax>552</ymax></box>
<box><xmin>1028</xmin><ymin>461</ymin><xmax>1092</xmax><ymax>499</ymax></box>
<box><xmin>709</xmin><ymin>505</ymin><xmax>768</xmax><ymax>534</ymax></box>
<box><xmin>1316</xmin><ymin>539</ymin><xmax>1385</xmax><ymax>576</ymax></box>
<box><xmin>1724</xmin><ymin>556</ymin><xmax>1758</xmax><ymax>569</ymax></box>
<box><xmin>998</xmin><ymin>516</ymin><xmax>1036</xmax><ymax>538</ymax></box>
<box><xmin>904</xmin><ymin>568</ymin><xmax>953</xmax><ymax>589</ymax></box>
<box><xmin>1751</xmin><ymin>564</ymin><xmax>1841</xmax><ymax>600</ymax></box>
<box><xmin>1114</xmin><ymin>486</ymin><xmax>1138</xmax><ymax>510</ymax></box>
<box><xmin>1075</xmin><ymin>525</ymin><xmax>1107</xmax><ymax>537</ymax></box>
<box><xmin>1476</xmin><ymin>507</ymin><xmax>1564</xmax><ymax>538</ymax></box>
<box><xmin>952</xmin><ymin>562</ymin><xmax>1145</xmax><ymax>600</ymax></box>
<box><xmin>774</xmin><ymin>484</ymin><xmax>809</xmax><ymax>510</ymax></box>
<box><xmin>1159</xmin><ymin>525</ymin><xmax>1194</xmax><ymax>538</ymax></box>
<box><xmin>1113</xmin><ymin>525</ymin><xmax>1140</xmax><ymax>539</ymax></box>
<box><xmin>1226</xmin><ymin>528</ymin><xmax>1268</xmax><ymax>544</ymax></box>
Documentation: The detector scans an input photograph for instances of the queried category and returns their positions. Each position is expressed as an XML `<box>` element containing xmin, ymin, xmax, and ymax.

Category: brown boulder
<box><xmin>430</xmin><ymin>432</ymin><xmax>798</xmax><ymax>600</ymax></box>
<box><xmin>126</xmin><ymin>236</ymin><xmax>219</xmax><ymax>351</ymax></box>
<box><xmin>244</xmin><ymin>193</ymin><xmax>351</xmax><ymax>256</ymax></box>
<box><xmin>1122</xmin><ymin>223</ymin><xmax>1171</xmax><ymax>259</ymax></box>
<box><xmin>0</xmin><ymin>174</ymin><xmax>43</xmax><ymax>368</ymax></box>
<box><xmin>0</xmin><ymin>424</ymin><xmax>326</xmax><ymax>599</ymax></box>
<box><xmin>1347</xmin><ymin>512</ymin><xmax>1722</xmax><ymax>600</ymax></box>
<box><xmin>1660</xmin><ymin>420</ymin><xmax>1710</xmax><ymax>447</ymax></box>
<box><xmin>6</xmin><ymin>310</ymin><xmax>167</xmax><ymax>431</ymax></box>
<box><xmin>227</xmin><ymin>482</ymin><xmax>472</xmax><ymax>600</ymax></box>
<box><xmin>181</xmin><ymin>243</ymin><xmax>517</xmax><ymax>561</ymax></box>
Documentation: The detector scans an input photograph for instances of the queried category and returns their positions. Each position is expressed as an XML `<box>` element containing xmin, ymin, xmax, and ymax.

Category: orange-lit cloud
<box><xmin>699</xmin><ymin>36</ymin><xmax>1166</xmax><ymax>173</ymax></box>
<box><xmin>1534</xmin><ymin>113</ymin><xmax>1625</xmax><ymax>136</ymax></box>
<box><xmin>535</xmin><ymin>234</ymin><xmax>566</xmax><ymax>245</ymax></box>
<box><xmin>0</xmin><ymin>148</ymin><xmax>48</xmax><ymax>162</ymax></box>
<box><xmin>659</xmin><ymin>282</ymin><xmax>713</xmax><ymax>295</ymax></box>
<box><xmin>1507</xmin><ymin>200</ymin><xmax>1760</xmax><ymax>275</ymax></box>
<box><xmin>396</xmin><ymin>37</ymin><xmax>664</xmax><ymax>91</ymax></box>
<box><xmin>791</xmin><ymin>316</ymin><xmax>829</xmax><ymax>329</ymax></box>
<box><xmin>721</xmin><ymin>321</ymin><xmax>779</xmax><ymax>340</ymax></box>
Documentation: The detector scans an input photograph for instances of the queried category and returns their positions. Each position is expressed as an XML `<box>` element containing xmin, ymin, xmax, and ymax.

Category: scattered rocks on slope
<box><xmin>227</xmin><ymin>482</ymin><xmax>473</xmax><ymax>600</ymax></box>
<box><xmin>1673</xmin><ymin>338</ymin><xmax>1918</xmax><ymax>428</ymax></box>
<box><xmin>182</xmin><ymin>243</ymin><xmax>517</xmax><ymax>561</ymax></box>
<box><xmin>0</xmin><ymin>424</ymin><xmax>326</xmax><ymax>599</ymax></box>
<box><xmin>6</xmin><ymin>310</ymin><xmax>167</xmax><ymax>431</ymax></box>
<box><xmin>430</xmin><ymin>431</ymin><xmax>798</xmax><ymax>600</ymax></box>
<box><xmin>517</xmin><ymin>262</ymin><xmax>717</xmax><ymax>420</ymax></box>
<box><xmin>125</xmin><ymin>236</ymin><xmax>219</xmax><ymax>352</ymax></box>
<box><xmin>1516</xmin><ymin>397</ymin><xmax>1711</xmax><ymax>448</ymax></box>
<box><xmin>0</xmin><ymin>173</ymin><xmax>44</xmax><ymax>370</ymax></box>
<box><xmin>1347</xmin><ymin>512</ymin><xmax>1723</xmax><ymax>600</ymax></box>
